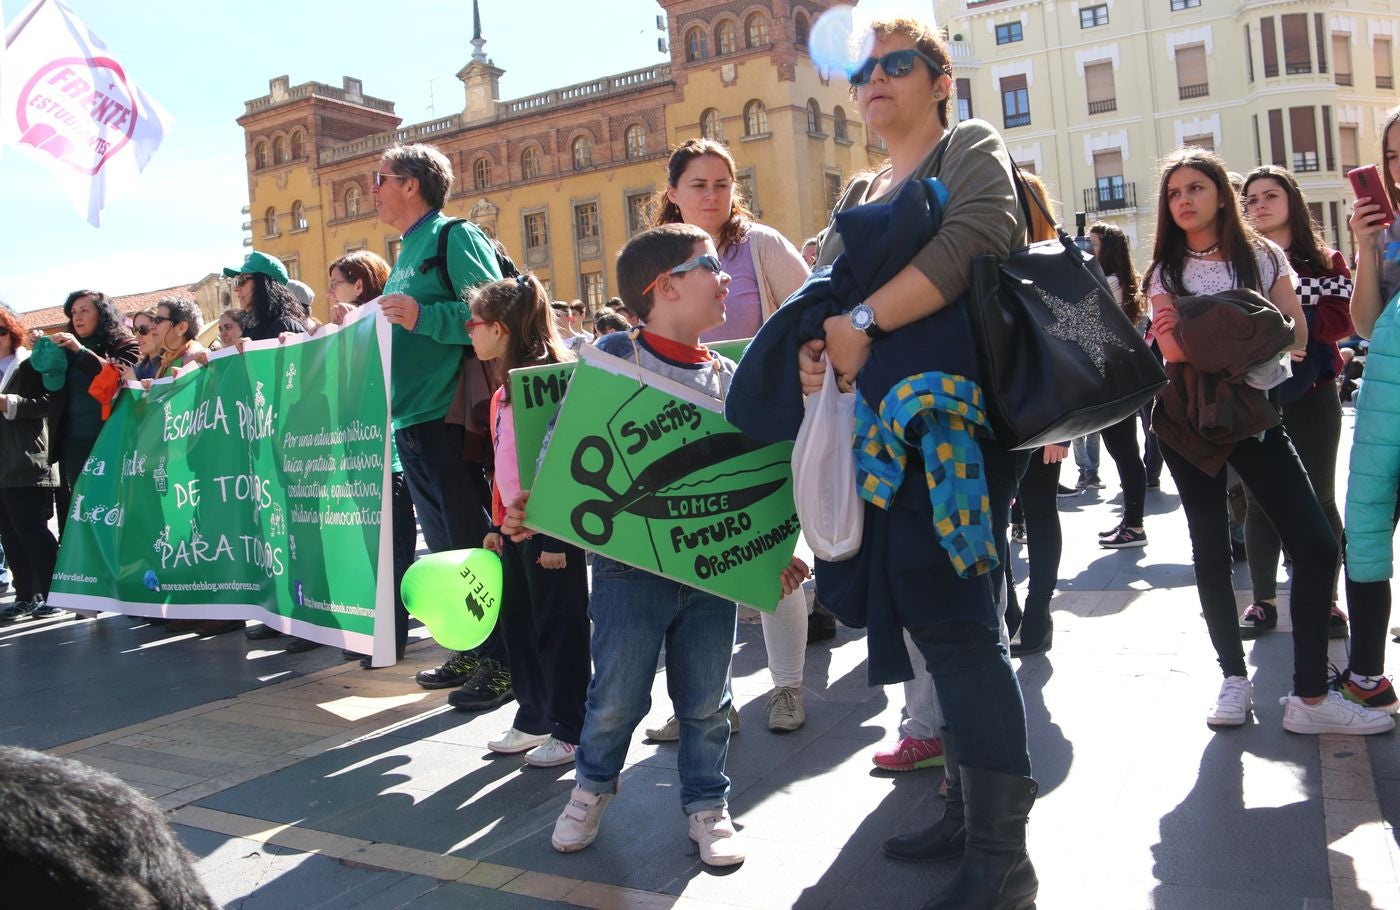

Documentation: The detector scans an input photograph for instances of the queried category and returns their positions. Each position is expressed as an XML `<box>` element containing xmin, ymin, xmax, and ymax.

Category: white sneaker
<box><xmin>688</xmin><ymin>808</ymin><xmax>745</xmax><ymax>866</ymax></box>
<box><xmin>552</xmin><ymin>786</ymin><xmax>613</xmax><ymax>852</ymax></box>
<box><xmin>1280</xmin><ymin>692</ymin><xmax>1396</xmax><ymax>735</ymax></box>
<box><xmin>1206</xmin><ymin>676</ymin><xmax>1252</xmax><ymax>726</ymax></box>
<box><xmin>487</xmin><ymin>728</ymin><xmax>549</xmax><ymax>754</ymax></box>
<box><xmin>524</xmin><ymin>736</ymin><xmax>577</xmax><ymax>768</ymax></box>
<box><xmin>765</xmin><ymin>687</ymin><xmax>805</xmax><ymax>732</ymax></box>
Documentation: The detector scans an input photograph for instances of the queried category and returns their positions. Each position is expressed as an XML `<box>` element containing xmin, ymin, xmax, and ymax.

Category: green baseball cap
<box><xmin>223</xmin><ymin>251</ymin><xmax>289</xmax><ymax>284</ymax></box>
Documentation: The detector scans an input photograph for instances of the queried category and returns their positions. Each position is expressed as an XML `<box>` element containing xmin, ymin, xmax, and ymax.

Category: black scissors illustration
<box><xmin>570</xmin><ymin>432</ymin><xmax>784</xmax><ymax>546</ymax></box>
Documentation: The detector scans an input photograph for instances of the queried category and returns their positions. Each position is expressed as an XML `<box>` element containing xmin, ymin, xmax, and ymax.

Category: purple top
<box><xmin>702</xmin><ymin>234</ymin><xmax>762</xmax><ymax>343</ymax></box>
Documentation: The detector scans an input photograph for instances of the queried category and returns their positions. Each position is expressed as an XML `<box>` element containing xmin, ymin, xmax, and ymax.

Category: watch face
<box><xmin>851</xmin><ymin>304</ymin><xmax>873</xmax><ymax>330</ymax></box>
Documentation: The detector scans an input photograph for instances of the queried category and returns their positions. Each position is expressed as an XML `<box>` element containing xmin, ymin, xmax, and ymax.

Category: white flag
<box><xmin>1</xmin><ymin>0</ymin><xmax>172</xmax><ymax>226</ymax></box>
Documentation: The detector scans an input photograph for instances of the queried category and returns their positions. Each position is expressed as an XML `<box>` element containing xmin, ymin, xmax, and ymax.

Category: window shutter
<box><xmin>1281</xmin><ymin>14</ymin><xmax>1310</xmax><ymax>73</ymax></box>
<box><xmin>1332</xmin><ymin>35</ymin><xmax>1352</xmax><ymax>77</ymax></box>
<box><xmin>1261</xmin><ymin>18</ymin><xmax>1279</xmax><ymax>76</ymax></box>
<box><xmin>1175</xmin><ymin>45</ymin><xmax>1207</xmax><ymax>89</ymax></box>
<box><xmin>1085</xmin><ymin>62</ymin><xmax>1115</xmax><ymax>103</ymax></box>
<box><xmin>1268</xmin><ymin>109</ymin><xmax>1286</xmax><ymax>166</ymax></box>
<box><xmin>1341</xmin><ymin>125</ymin><xmax>1360</xmax><ymax>170</ymax></box>
<box><xmin>1093</xmin><ymin>150</ymin><xmax>1123</xmax><ymax>180</ymax></box>
<box><xmin>1375</xmin><ymin>37</ymin><xmax>1393</xmax><ymax>79</ymax></box>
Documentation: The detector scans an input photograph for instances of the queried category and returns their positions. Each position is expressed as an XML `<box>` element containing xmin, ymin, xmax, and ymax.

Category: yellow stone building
<box><xmin>237</xmin><ymin>0</ymin><xmax>879</xmax><ymax>324</ymax></box>
<box><xmin>935</xmin><ymin>0</ymin><xmax>1400</xmax><ymax>266</ymax></box>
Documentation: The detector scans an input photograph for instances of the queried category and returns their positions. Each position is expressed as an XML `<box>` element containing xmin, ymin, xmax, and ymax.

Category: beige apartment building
<box><xmin>236</xmin><ymin>0</ymin><xmax>877</xmax><ymax>324</ymax></box>
<box><xmin>935</xmin><ymin>0</ymin><xmax>1400</xmax><ymax>266</ymax></box>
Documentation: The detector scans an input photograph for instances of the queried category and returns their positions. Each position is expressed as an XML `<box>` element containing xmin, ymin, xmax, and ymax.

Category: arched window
<box><xmin>264</xmin><ymin>206</ymin><xmax>278</xmax><ymax>236</ymax></box>
<box><xmin>745</xmin><ymin>13</ymin><xmax>769</xmax><ymax>48</ymax></box>
<box><xmin>833</xmin><ymin>106</ymin><xmax>849</xmax><ymax>141</ymax></box>
<box><xmin>685</xmin><ymin>26</ymin><xmax>708</xmax><ymax>62</ymax></box>
<box><xmin>716</xmin><ymin>20</ymin><xmax>738</xmax><ymax>55</ymax></box>
<box><xmin>625</xmin><ymin>124</ymin><xmax>647</xmax><ymax>159</ymax></box>
<box><xmin>473</xmin><ymin>156</ymin><xmax>492</xmax><ymax>190</ymax></box>
<box><xmin>700</xmin><ymin>108</ymin><xmax>723</xmax><ymax>142</ymax></box>
<box><xmin>345</xmin><ymin>184</ymin><xmax>361</xmax><ymax>218</ymax></box>
<box><xmin>795</xmin><ymin>12</ymin><xmax>810</xmax><ymax>49</ymax></box>
<box><xmin>290</xmin><ymin>130</ymin><xmax>305</xmax><ymax>159</ymax></box>
<box><xmin>744</xmin><ymin>100</ymin><xmax>768</xmax><ymax>137</ymax></box>
<box><xmin>521</xmin><ymin>146</ymin><xmax>541</xmax><ymax>179</ymax></box>
<box><xmin>806</xmin><ymin>99</ymin><xmax>821</xmax><ymax>134</ymax></box>
<box><xmin>572</xmin><ymin>135</ymin><xmax>592</xmax><ymax>171</ymax></box>
<box><xmin>291</xmin><ymin>200</ymin><xmax>307</xmax><ymax>231</ymax></box>
<box><xmin>272</xmin><ymin>136</ymin><xmax>286</xmax><ymax>164</ymax></box>
<box><xmin>254</xmin><ymin>141</ymin><xmax>268</xmax><ymax>169</ymax></box>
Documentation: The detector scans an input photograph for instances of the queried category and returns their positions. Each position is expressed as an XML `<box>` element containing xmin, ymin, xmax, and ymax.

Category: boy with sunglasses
<box><xmin>502</xmin><ymin>224</ymin><xmax>807</xmax><ymax>866</ymax></box>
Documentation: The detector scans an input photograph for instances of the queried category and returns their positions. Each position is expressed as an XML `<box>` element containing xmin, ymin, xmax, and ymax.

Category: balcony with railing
<box><xmin>1004</xmin><ymin>112</ymin><xmax>1031</xmax><ymax>129</ymax></box>
<box><xmin>1379</xmin><ymin>75</ymin><xmax>1395</xmax><ymax>90</ymax></box>
<box><xmin>1087</xmin><ymin>98</ymin><xmax>1117</xmax><ymax>115</ymax></box>
<box><xmin>1083</xmin><ymin>182</ymin><xmax>1136</xmax><ymax>213</ymax></box>
<box><xmin>1336</xmin><ymin>72</ymin><xmax>1354</xmax><ymax>86</ymax></box>
<box><xmin>1178</xmin><ymin>82</ymin><xmax>1209</xmax><ymax>100</ymax></box>
<box><xmin>1292</xmin><ymin>151</ymin><xmax>1320</xmax><ymax>173</ymax></box>
<box><xmin>1285</xmin><ymin>63</ymin><xmax>1313</xmax><ymax>75</ymax></box>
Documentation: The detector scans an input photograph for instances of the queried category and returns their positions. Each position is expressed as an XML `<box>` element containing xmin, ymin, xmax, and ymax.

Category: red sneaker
<box><xmin>872</xmin><ymin>735</ymin><xmax>945</xmax><ymax>771</ymax></box>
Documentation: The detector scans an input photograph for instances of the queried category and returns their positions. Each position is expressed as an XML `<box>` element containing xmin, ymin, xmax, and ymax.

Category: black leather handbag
<box><xmin>967</xmin><ymin>166</ymin><xmax>1167</xmax><ymax>450</ymax></box>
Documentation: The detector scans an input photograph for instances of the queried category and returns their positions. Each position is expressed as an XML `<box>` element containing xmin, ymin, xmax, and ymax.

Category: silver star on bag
<box><xmin>1037</xmin><ymin>286</ymin><xmax>1131</xmax><ymax>377</ymax></box>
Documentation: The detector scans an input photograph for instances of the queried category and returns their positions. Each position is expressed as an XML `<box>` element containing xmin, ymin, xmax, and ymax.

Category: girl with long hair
<box><xmin>471</xmin><ymin>274</ymin><xmax>590</xmax><ymax>768</ymax></box>
<box><xmin>1146</xmin><ymin>148</ymin><xmax>1390</xmax><ymax>735</ymax></box>
<box><xmin>651</xmin><ymin>138</ymin><xmax>813</xmax><ymax>734</ymax></box>
<box><xmin>1090</xmin><ymin>222</ymin><xmax>1151</xmax><ymax>550</ymax></box>
<box><xmin>1337</xmin><ymin>106</ymin><xmax>1400</xmax><ymax>713</ymax></box>
<box><xmin>1237</xmin><ymin>166</ymin><xmax>1353</xmax><ymax>642</ymax></box>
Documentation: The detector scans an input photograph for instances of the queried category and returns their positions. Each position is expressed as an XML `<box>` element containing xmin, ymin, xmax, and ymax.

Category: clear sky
<box><xmin>0</xmin><ymin>0</ymin><xmax>927</xmax><ymax>313</ymax></box>
<box><xmin>0</xmin><ymin>0</ymin><xmax>676</xmax><ymax>311</ymax></box>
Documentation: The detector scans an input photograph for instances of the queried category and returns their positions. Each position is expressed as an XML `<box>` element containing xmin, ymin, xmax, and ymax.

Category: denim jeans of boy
<box><xmin>575</xmin><ymin>556</ymin><xmax>736</xmax><ymax>815</ymax></box>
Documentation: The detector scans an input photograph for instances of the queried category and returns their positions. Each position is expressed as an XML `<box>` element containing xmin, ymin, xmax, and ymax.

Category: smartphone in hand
<box><xmin>1348</xmin><ymin>164</ymin><xmax>1397</xmax><ymax>228</ymax></box>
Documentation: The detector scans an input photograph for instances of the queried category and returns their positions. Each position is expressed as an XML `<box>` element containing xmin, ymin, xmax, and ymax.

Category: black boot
<box><xmin>1010</xmin><ymin>600</ymin><xmax>1052</xmax><ymax>657</ymax></box>
<box><xmin>884</xmin><ymin>732</ymin><xmax>965</xmax><ymax>863</ymax></box>
<box><xmin>922</xmin><ymin>766</ymin><xmax>1039</xmax><ymax>910</ymax></box>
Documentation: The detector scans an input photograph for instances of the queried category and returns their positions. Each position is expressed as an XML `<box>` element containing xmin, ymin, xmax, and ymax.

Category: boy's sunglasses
<box><xmin>847</xmin><ymin>49</ymin><xmax>942</xmax><ymax>86</ymax></box>
<box><xmin>641</xmin><ymin>253</ymin><xmax>723</xmax><ymax>296</ymax></box>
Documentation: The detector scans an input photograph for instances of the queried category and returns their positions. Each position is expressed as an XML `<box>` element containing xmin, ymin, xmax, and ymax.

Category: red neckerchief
<box><xmin>639</xmin><ymin>328</ymin><xmax>712</xmax><ymax>365</ymax></box>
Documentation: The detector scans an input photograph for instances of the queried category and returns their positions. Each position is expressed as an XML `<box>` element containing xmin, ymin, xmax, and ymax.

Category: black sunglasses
<box><xmin>847</xmin><ymin>49</ymin><xmax>943</xmax><ymax>86</ymax></box>
<box><xmin>134</xmin><ymin>325</ymin><xmax>153</xmax><ymax>335</ymax></box>
<box><xmin>152</xmin><ymin>315</ymin><xmax>173</xmax><ymax>324</ymax></box>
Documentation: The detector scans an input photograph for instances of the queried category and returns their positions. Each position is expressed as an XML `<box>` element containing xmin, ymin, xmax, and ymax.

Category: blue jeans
<box><xmin>1072</xmin><ymin>433</ymin><xmax>1100</xmax><ymax>477</ymax></box>
<box><xmin>575</xmin><ymin>556</ymin><xmax>736</xmax><ymax>815</ymax></box>
<box><xmin>908</xmin><ymin>619</ymin><xmax>1031</xmax><ymax>777</ymax></box>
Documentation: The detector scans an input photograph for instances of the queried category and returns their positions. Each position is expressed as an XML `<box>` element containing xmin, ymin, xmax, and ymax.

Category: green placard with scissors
<box><xmin>509</xmin><ymin>338</ymin><xmax>752</xmax><ymax>491</ymax></box>
<box><xmin>525</xmin><ymin>345</ymin><xmax>797</xmax><ymax>611</ymax></box>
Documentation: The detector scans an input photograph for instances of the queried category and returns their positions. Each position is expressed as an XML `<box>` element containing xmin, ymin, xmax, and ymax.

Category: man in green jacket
<box><xmin>375</xmin><ymin>143</ymin><xmax>510</xmax><ymax>709</ymax></box>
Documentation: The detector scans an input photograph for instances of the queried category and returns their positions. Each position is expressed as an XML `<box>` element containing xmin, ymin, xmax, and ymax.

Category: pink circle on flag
<box><xmin>15</xmin><ymin>56</ymin><xmax>140</xmax><ymax>176</ymax></box>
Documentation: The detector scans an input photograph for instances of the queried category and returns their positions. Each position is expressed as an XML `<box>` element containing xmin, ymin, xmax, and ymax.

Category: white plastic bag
<box><xmin>792</xmin><ymin>360</ymin><xmax>863</xmax><ymax>561</ymax></box>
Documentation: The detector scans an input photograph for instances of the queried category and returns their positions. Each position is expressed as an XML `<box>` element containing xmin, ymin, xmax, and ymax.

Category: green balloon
<box><xmin>401</xmin><ymin>548</ymin><xmax>503</xmax><ymax>651</ymax></box>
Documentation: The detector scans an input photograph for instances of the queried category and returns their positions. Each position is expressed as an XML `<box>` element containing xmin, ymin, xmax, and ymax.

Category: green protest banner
<box><xmin>525</xmin><ymin>344</ymin><xmax>797</xmax><ymax>611</ymax></box>
<box><xmin>48</xmin><ymin>306</ymin><xmax>398</xmax><ymax>664</ymax></box>
<box><xmin>509</xmin><ymin>337</ymin><xmax>750</xmax><ymax>489</ymax></box>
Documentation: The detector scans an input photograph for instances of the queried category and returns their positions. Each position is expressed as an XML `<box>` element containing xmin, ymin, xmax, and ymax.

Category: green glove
<box><xmin>30</xmin><ymin>336</ymin><xmax>68</xmax><ymax>392</ymax></box>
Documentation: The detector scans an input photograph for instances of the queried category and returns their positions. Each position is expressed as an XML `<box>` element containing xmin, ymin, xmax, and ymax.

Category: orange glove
<box><xmin>88</xmin><ymin>362</ymin><xmax>123</xmax><ymax>420</ymax></box>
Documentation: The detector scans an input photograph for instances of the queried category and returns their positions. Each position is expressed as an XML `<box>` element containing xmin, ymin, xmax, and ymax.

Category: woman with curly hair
<box><xmin>223</xmin><ymin>252</ymin><xmax>306</xmax><ymax>341</ymax></box>
<box><xmin>47</xmin><ymin>290</ymin><xmax>138</xmax><ymax>527</ymax></box>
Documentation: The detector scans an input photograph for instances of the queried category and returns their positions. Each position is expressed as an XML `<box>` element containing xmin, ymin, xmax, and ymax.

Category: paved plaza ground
<box><xmin>2</xmin><ymin>410</ymin><xmax>1399</xmax><ymax>910</ymax></box>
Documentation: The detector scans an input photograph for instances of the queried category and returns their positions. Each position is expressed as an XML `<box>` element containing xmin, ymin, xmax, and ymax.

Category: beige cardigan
<box><xmin>744</xmin><ymin>222</ymin><xmax>811</xmax><ymax>322</ymax></box>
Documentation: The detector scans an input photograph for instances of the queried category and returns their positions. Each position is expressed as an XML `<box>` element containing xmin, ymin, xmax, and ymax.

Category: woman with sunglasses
<box><xmin>130</xmin><ymin>310</ymin><xmax>162</xmax><ymax>381</ymax></box>
<box><xmin>1145</xmin><ymin>148</ymin><xmax>1390</xmax><ymax>737</ymax></box>
<box><xmin>1237</xmin><ymin>166</ymin><xmax>1353</xmax><ymax>642</ymax></box>
<box><xmin>648</xmin><ymin>137</ymin><xmax>815</xmax><ymax>735</ymax></box>
<box><xmin>798</xmin><ymin>16</ymin><xmax>1036</xmax><ymax>910</ymax></box>
<box><xmin>223</xmin><ymin>252</ymin><xmax>307</xmax><ymax>342</ymax></box>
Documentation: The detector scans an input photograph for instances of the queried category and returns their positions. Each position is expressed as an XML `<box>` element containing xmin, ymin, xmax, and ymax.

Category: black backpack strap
<box><xmin>420</xmin><ymin>218</ymin><xmax>468</xmax><ymax>300</ymax></box>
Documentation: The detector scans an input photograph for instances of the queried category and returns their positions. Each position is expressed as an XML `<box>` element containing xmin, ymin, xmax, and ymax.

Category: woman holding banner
<box><xmin>47</xmin><ymin>291</ymin><xmax>139</xmax><ymax>533</ymax></box>
<box><xmin>650</xmin><ymin>138</ymin><xmax>813</xmax><ymax>734</ymax></box>
<box><xmin>798</xmin><ymin>17</ymin><xmax>1038</xmax><ymax>910</ymax></box>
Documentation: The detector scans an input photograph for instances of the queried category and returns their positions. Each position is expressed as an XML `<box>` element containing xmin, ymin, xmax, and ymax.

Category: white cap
<box><xmin>287</xmin><ymin>280</ymin><xmax>315</xmax><ymax>309</ymax></box>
